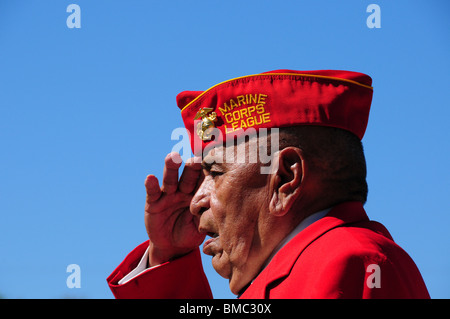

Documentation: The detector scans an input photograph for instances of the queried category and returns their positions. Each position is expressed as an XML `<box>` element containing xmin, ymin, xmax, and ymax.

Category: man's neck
<box><xmin>260</xmin><ymin>207</ymin><xmax>332</xmax><ymax>271</ymax></box>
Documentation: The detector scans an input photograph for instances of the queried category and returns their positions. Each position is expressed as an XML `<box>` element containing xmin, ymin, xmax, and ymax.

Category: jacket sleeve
<box><xmin>107</xmin><ymin>241</ymin><xmax>213</xmax><ymax>299</ymax></box>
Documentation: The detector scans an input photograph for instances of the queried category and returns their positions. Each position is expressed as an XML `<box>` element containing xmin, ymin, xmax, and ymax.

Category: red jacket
<box><xmin>107</xmin><ymin>202</ymin><xmax>430</xmax><ymax>298</ymax></box>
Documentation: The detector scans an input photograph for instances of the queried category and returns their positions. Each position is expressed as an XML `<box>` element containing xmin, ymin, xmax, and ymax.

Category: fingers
<box><xmin>145</xmin><ymin>174</ymin><xmax>162</xmax><ymax>202</ymax></box>
<box><xmin>161</xmin><ymin>152</ymin><xmax>183</xmax><ymax>194</ymax></box>
<box><xmin>147</xmin><ymin>153</ymin><xmax>202</xmax><ymax>200</ymax></box>
<box><xmin>178</xmin><ymin>156</ymin><xmax>202</xmax><ymax>194</ymax></box>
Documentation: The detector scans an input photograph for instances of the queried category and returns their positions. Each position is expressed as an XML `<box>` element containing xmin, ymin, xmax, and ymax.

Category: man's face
<box><xmin>190</xmin><ymin>138</ymin><xmax>275</xmax><ymax>294</ymax></box>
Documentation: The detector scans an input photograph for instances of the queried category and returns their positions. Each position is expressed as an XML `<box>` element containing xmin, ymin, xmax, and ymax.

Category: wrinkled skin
<box><xmin>144</xmin><ymin>138</ymin><xmax>305</xmax><ymax>294</ymax></box>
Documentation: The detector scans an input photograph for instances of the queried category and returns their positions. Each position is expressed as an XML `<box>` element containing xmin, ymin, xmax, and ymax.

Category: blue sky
<box><xmin>0</xmin><ymin>0</ymin><xmax>448</xmax><ymax>299</ymax></box>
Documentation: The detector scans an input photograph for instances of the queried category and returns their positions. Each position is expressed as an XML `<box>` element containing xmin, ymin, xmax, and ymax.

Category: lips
<box><xmin>198</xmin><ymin>214</ymin><xmax>220</xmax><ymax>254</ymax></box>
<box><xmin>203</xmin><ymin>232</ymin><xmax>220</xmax><ymax>254</ymax></box>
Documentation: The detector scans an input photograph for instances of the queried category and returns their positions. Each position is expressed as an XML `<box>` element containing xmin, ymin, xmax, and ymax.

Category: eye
<box><xmin>209</xmin><ymin>170</ymin><xmax>224</xmax><ymax>179</ymax></box>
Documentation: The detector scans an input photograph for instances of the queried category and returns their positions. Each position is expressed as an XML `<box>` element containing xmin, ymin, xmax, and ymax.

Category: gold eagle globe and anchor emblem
<box><xmin>194</xmin><ymin>107</ymin><xmax>217</xmax><ymax>141</ymax></box>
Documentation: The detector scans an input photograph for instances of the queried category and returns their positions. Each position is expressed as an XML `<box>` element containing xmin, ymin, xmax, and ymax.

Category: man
<box><xmin>107</xmin><ymin>70</ymin><xmax>430</xmax><ymax>298</ymax></box>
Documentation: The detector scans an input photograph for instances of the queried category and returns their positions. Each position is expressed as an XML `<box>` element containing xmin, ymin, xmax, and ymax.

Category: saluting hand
<box><xmin>144</xmin><ymin>152</ymin><xmax>206</xmax><ymax>266</ymax></box>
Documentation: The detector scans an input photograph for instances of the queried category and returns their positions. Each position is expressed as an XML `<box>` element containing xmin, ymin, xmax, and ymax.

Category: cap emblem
<box><xmin>194</xmin><ymin>107</ymin><xmax>217</xmax><ymax>141</ymax></box>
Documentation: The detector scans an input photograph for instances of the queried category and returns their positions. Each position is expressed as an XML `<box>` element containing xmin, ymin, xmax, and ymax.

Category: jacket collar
<box><xmin>239</xmin><ymin>201</ymin><xmax>371</xmax><ymax>298</ymax></box>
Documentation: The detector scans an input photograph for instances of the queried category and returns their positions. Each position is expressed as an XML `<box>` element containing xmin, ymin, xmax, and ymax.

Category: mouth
<box><xmin>203</xmin><ymin>232</ymin><xmax>220</xmax><ymax>254</ymax></box>
<box><xmin>207</xmin><ymin>232</ymin><xmax>219</xmax><ymax>239</ymax></box>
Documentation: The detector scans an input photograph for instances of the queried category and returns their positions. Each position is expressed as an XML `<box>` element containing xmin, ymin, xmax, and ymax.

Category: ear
<box><xmin>268</xmin><ymin>147</ymin><xmax>304</xmax><ymax>217</ymax></box>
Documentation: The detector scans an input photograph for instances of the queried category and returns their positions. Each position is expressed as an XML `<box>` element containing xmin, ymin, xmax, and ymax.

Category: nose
<box><xmin>190</xmin><ymin>177</ymin><xmax>211</xmax><ymax>217</ymax></box>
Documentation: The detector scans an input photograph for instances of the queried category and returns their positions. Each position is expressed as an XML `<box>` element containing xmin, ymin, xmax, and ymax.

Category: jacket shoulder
<box><xmin>270</xmin><ymin>221</ymin><xmax>429</xmax><ymax>298</ymax></box>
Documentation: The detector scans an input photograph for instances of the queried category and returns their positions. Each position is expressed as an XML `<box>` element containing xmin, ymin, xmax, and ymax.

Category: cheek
<box><xmin>210</xmin><ymin>170</ymin><xmax>270</xmax><ymax>259</ymax></box>
<box><xmin>213</xmin><ymin>193</ymin><xmax>262</xmax><ymax>264</ymax></box>
<box><xmin>211</xmin><ymin>185</ymin><xmax>248</xmax><ymax>234</ymax></box>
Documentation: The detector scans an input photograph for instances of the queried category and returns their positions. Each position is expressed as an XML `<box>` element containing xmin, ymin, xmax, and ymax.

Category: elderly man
<box><xmin>107</xmin><ymin>70</ymin><xmax>429</xmax><ymax>298</ymax></box>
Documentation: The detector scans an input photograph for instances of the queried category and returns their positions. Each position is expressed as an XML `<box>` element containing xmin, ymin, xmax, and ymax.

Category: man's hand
<box><xmin>144</xmin><ymin>152</ymin><xmax>206</xmax><ymax>266</ymax></box>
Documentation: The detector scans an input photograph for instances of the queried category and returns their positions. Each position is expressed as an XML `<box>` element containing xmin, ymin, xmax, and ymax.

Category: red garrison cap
<box><xmin>177</xmin><ymin>70</ymin><xmax>373</xmax><ymax>155</ymax></box>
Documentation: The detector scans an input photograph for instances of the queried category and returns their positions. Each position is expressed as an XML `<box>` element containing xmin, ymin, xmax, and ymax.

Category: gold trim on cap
<box><xmin>180</xmin><ymin>72</ymin><xmax>373</xmax><ymax>113</ymax></box>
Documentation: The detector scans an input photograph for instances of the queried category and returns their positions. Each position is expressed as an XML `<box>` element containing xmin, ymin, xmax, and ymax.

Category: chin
<box><xmin>211</xmin><ymin>255</ymin><xmax>232</xmax><ymax>280</ymax></box>
<box><xmin>227</xmin><ymin>265</ymin><xmax>258</xmax><ymax>296</ymax></box>
<box><xmin>228</xmin><ymin>275</ymin><xmax>249</xmax><ymax>296</ymax></box>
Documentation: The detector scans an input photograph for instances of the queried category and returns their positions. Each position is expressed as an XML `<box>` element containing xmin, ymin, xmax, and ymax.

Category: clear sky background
<box><xmin>0</xmin><ymin>0</ymin><xmax>448</xmax><ymax>299</ymax></box>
